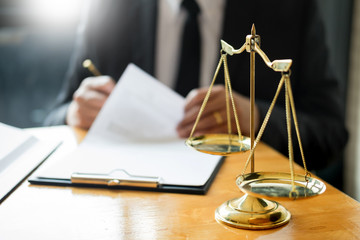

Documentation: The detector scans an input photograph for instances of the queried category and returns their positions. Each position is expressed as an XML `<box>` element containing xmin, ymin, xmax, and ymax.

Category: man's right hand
<box><xmin>66</xmin><ymin>76</ymin><xmax>116</xmax><ymax>129</ymax></box>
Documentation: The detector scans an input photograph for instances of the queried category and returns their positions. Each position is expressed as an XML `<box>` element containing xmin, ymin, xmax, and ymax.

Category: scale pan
<box><xmin>186</xmin><ymin>134</ymin><xmax>251</xmax><ymax>156</ymax></box>
<box><xmin>236</xmin><ymin>172</ymin><xmax>326</xmax><ymax>201</ymax></box>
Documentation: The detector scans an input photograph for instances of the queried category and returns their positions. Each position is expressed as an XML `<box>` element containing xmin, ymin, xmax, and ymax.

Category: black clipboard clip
<box><xmin>71</xmin><ymin>169</ymin><xmax>160</xmax><ymax>188</ymax></box>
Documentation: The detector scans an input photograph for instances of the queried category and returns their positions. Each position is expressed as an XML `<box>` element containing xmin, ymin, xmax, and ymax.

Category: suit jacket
<box><xmin>44</xmin><ymin>0</ymin><xmax>348</xmax><ymax>170</ymax></box>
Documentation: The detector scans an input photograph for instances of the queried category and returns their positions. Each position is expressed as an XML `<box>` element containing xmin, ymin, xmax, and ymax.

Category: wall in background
<box><xmin>0</xmin><ymin>0</ymin><xmax>82</xmax><ymax>127</ymax></box>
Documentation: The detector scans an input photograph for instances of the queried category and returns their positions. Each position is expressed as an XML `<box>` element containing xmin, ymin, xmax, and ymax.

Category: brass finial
<box><xmin>251</xmin><ymin>24</ymin><xmax>256</xmax><ymax>36</ymax></box>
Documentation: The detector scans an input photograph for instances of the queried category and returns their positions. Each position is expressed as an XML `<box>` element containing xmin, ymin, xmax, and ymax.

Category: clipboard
<box><xmin>28</xmin><ymin>136</ymin><xmax>224</xmax><ymax>195</ymax></box>
<box><xmin>29</xmin><ymin>158</ymin><xmax>224</xmax><ymax>195</ymax></box>
<box><xmin>29</xmin><ymin>64</ymin><xmax>225</xmax><ymax>195</ymax></box>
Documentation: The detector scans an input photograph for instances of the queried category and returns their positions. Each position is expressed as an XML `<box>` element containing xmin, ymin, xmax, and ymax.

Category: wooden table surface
<box><xmin>0</xmin><ymin>126</ymin><xmax>359</xmax><ymax>240</ymax></box>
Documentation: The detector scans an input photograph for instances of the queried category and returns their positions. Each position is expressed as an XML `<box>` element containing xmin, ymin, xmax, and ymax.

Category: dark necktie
<box><xmin>175</xmin><ymin>0</ymin><xmax>201</xmax><ymax>97</ymax></box>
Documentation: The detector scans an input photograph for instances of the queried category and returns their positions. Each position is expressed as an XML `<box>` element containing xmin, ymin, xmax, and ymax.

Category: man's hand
<box><xmin>66</xmin><ymin>76</ymin><xmax>116</xmax><ymax>129</ymax></box>
<box><xmin>176</xmin><ymin>85</ymin><xmax>260</xmax><ymax>138</ymax></box>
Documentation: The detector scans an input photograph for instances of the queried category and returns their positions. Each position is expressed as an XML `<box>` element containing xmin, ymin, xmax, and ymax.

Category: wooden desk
<box><xmin>0</xmin><ymin>127</ymin><xmax>359</xmax><ymax>239</ymax></box>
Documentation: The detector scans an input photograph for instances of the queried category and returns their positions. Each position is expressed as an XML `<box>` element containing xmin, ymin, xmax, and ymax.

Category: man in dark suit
<box><xmin>44</xmin><ymin>0</ymin><xmax>347</xmax><ymax>176</ymax></box>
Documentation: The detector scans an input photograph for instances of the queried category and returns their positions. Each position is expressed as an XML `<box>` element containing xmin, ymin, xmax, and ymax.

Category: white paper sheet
<box><xmin>0</xmin><ymin>123</ymin><xmax>60</xmax><ymax>202</ymax></box>
<box><xmin>86</xmin><ymin>63</ymin><xmax>185</xmax><ymax>144</ymax></box>
<box><xmin>37</xmin><ymin>64</ymin><xmax>221</xmax><ymax>187</ymax></box>
<box><xmin>0</xmin><ymin>122</ymin><xmax>37</xmax><ymax>169</ymax></box>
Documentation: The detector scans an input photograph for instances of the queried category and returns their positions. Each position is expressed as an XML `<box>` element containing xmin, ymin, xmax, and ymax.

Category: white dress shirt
<box><xmin>155</xmin><ymin>0</ymin><xmax>226</xmax><ymax>91</ymax></box>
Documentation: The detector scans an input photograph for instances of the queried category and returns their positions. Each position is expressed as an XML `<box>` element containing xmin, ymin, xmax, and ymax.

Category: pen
<box><xmin>82</xmin><ymin>59</ymin><xmax>102</xmax><ymax>76</ymax></box>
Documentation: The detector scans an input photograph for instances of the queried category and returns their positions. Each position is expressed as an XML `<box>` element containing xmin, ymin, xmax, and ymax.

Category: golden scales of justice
<box><xmin>186</xmin><ymin>25</ymin><xmax>326</xmax><ymax>229</ymax></box>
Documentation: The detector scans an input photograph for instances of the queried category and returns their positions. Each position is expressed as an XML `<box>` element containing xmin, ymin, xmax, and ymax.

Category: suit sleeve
<box><xmin>42</xmin><ymin>1</ymin><xmax>100</xmax><ymax>126</ymax></box>
<box><xmin>257</xmin><ymin>0</ymin><xmax>348</xmax><ymax>170</ymax></box>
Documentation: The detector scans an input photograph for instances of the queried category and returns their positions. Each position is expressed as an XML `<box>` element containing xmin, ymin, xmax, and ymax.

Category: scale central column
<box><xmin>249</xmin><ymin>26</ymin><xmax>256</xmax><ymax>172</ymax></box>
<box><xmin>214</xmin><ymin>25</ymin><xmax>291</xmax><ymax>230</ymax></box>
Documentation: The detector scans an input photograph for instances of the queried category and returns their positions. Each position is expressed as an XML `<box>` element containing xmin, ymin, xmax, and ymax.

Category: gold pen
<box><xmin>82</xmin><ymin>59</ymin><xmax>102</xmax><ymax>76</ymax></box>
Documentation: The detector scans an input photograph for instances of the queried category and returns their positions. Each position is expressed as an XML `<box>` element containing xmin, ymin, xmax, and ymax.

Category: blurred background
<box><xmin>0</xmin><ymin>0</ymin><xmax>83</xmax><ymax>127</ymax></box>
<box><xmin>0</xmin><ymin>0</ymin><xmax>358</xmax><ymax>199</ymax></box>
<box><xmin>0</xmin><ymin>0</ymin><xmax>353</xmax><ymax>128</ymax></box>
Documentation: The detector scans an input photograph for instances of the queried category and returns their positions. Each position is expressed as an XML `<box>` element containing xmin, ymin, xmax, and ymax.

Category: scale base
<box><xmin>215</xmin><ymin>194</ymin><xmax>291</xmax><ymax>229</ymax></box>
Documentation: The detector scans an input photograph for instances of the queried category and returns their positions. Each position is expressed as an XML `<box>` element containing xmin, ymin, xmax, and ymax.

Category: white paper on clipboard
<box><xmin>32</xmin><ymin>64</ymin><xmax>222</xmax><ymax>189</ymax></box>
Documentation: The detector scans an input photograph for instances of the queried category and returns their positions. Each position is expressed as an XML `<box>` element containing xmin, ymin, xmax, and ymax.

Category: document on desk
<box><xmin>29</xmin><ymin>64</ymin><xmax>223</xmax><ymax>194</ymax></box>
<box><xmin>0</xmin><ymin>122</ymin><xmax>60</xmax><ymax>203</ymax></box>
